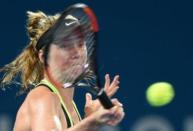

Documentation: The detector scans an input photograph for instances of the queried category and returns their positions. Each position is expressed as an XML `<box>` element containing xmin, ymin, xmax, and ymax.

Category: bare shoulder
<box><xmin>27</xmin><ymin>85</ymin><xmax>59</xmax><ymax>102</ymax></box>
<box><xmin>14</xmin><ymin>86</ymin><xmax>61</xmax><ymax>131</ymax></box>
<box><xmin>26</xmin><ymin>86</ymin><xmax>61</xmax><ymax>113</ymax></box>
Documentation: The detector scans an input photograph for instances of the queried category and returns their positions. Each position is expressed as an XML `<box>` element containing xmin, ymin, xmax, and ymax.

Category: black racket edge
<box><xmin>97</xmin><ymin>88</ymin><xmax>114</xmax><ymax>109</ymax></box>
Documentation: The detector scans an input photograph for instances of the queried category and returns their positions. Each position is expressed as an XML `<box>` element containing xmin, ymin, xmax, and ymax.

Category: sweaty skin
<box><xmin>13</xmin><ymin>41</ymin><xmax>124</xmax><ymax>131</ymax></box>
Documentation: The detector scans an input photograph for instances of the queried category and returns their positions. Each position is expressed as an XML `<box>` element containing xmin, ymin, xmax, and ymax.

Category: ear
<box><xmin>38</xmin><ymin>49</ymin><xmax>44</xmax><ymax>63</ymax></box>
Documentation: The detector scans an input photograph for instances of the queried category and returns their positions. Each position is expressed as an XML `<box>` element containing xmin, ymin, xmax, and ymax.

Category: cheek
<box><xmin>48</xmin><ymin>48</ymin><xmax>70</xmax><ymax>70</ymax></box>
<box><xmin>82</xmin><ymin>46</ymin><xmax>87</xmax><ymax>59</ymax></box>
<box><xmin>57</xmin><ymin>54</ymin><xmax>71</xmax><ymax>70</ymax></box>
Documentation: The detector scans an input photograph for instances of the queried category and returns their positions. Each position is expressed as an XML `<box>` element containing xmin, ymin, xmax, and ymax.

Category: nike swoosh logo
<box><xmin>65</xmin><ymin>21</ymin><xmax>77</xmax><ymax>26</ymax></box>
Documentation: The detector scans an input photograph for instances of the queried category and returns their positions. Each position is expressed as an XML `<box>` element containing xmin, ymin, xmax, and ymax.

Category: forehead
<box><xmin>53</xmin><ymin>38</ymin><xmax>84</xmax><ymax>48</ymax></box>
<box><xmin>52</xmin><ymin>27</ymin><xmax>85</xmax><ymax>47</ymax></box>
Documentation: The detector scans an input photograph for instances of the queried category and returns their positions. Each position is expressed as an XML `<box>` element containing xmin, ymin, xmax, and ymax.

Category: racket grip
<box><xmin>97</xmin><ymin>88</ymin><xmax>114</xmax><ymax>109</ymax></box>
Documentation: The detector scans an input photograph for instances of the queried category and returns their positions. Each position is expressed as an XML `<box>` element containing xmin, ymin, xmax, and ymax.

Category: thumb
<box><xmin>85</xmin><ymin>93</ymin><xmax>93</xmax><ymax>106</ymax></box>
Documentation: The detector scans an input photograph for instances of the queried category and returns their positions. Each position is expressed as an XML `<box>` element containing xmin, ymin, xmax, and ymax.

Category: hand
<box><xmin>84</xmin><ymin>74</ymin><xmax>120</xmax><ymax>117</ymax></box>
<box><xmin>92</xmin><ymin>99</ymin><xmax>125</xmax><ymax>126</ymax></box>
<box><xmin>104</xmin><ymin>74</ymin><xmax>120</xmax><ymax>97</ymax></box>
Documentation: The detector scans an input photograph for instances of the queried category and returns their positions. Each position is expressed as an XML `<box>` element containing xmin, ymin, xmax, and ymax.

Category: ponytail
<box><xmin>0</xmin><ymin>11</ymin><xmax>60</xmax><ymax>90</ymax></box>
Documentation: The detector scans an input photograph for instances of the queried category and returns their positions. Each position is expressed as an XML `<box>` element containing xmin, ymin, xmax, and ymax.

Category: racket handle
<box><xmin>97</xmin><ymin>88</ymin><xmax>114</xmax><ymax>109</ymax></box>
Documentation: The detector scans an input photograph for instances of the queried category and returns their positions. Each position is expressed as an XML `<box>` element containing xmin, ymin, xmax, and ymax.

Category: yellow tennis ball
<box><xmin>146</xmin><ymin>82</ymin><xmax>175</xmax><ymax>107</ymax></box>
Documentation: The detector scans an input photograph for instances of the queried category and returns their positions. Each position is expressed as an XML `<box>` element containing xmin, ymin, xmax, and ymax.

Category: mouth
<box><xmin>69</xmin><ymin>63</ymin><xmax>89</xmax><ymax>75</ymax></box>
<box><xmin>61</xmin><ymin>64</ymin><xmax>89</xmax><ymax>88</ymax></box>
<box><xmin>70</xmin><ymin>63</ymin><xmax>88</xmax><ymax>68</ymax></box>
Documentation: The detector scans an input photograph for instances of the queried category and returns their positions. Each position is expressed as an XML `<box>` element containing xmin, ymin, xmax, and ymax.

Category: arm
<box><xmin>68</xmin><ymin>105</ymin><xmax>124</xmax><ymax>131</ymax></box>
<box><xmin>28</xmin><ymin>87</ymin><xmax>124</xmax><ymax>131</ymax></box>
<box><xmin>29</xmin><ymin>93</ymin><xmax>98</xmax><ymax>131</ymax></box>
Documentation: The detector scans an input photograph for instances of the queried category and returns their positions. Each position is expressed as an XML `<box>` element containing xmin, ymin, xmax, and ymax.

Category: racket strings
<box><xmin>61</xmin><ymin>34</ymin><xmax>95</xmax><ymax>88</ymax></box>
<box><xmin>53</xmin><ymin>10</ymin><xmax>98</xmax><ymax>89</ymax></box>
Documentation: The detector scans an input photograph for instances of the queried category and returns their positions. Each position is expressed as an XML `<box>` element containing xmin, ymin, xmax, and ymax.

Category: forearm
<box><xmin>66</xmin><ymin>114</ymin><xmax>101</xmax><ymax>131</ymax></box>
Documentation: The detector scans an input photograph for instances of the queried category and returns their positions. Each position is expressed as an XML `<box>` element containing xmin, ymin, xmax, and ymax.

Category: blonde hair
<box><xmin>0</xmin><ymin>11</ymin><xmax>60</xmax><ymax>90</ymax></box>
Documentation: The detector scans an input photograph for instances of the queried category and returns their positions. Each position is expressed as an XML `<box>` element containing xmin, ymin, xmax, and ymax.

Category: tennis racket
<box><xmin>36</xmin><ymin>3</ymin><xmax>113</xmax><ymax>109</ymax></box>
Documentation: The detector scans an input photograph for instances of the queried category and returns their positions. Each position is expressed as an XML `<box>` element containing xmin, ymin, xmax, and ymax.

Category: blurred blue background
<box><xmin>0</xmin><ymin>0</ymin><xmax>193</xmax><ymax>131</ymax></box>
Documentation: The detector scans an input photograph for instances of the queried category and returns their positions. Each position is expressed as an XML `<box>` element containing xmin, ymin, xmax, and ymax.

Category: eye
<box><xmin>56</xmin><ymin>41</ymin><xmax>71</xmax><ymax>49</ymax></box>
<box><xmin>57</xmin><ymin>44</ymin><xmax>68</xmax><ymax>49</ymax></box>
<box><xmin>59</xmin><ymin>44</ymin><xmax>68</xmax><ymax>48</ymax></box>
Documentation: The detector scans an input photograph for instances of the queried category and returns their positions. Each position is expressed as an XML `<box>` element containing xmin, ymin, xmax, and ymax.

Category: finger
<box><xmin>102</xmin><ymin>106</ymin><xmax>123</xmax><ymax>126</ymax></box>
<box><xmin>108</xmin><ymin>107</ymin><xmax>125</xmax><ymax>125</ymax></box>
<box><xmin>110</xmin><ymin>75</ymin><xmax>120</xmax><ymax>88</ymax></box>
<box><xmin>108</xmin><ymin>86</ymin><xmax>120</xmax><ymax>97</ymax></box>
<box><xmin>107</xmin><ymin>114</ymin><xmax>123</xmax><ymax>126</ymax></box>
<box><xmin>106</xmin><ymin>106</ymin><xmax>120</xmax><ymax>125</ymax></box>
<box><xmin>104</xmin><ymin>74</ymin><xmax>110</xmax><ymax>91</ymax></box>
<box><xmin>107</xmin><ymin>120</ymin><xmax>117</xmax><ymax>126</ymax></box>
<box><xmin>111</xmin><ymin>98</ymin><xmax>123</xmax><ymax>107</ymax></box>
<box><xmin>114</xmin><ymin>106</ymin><xmax>125</xmax><ymax>121</ymax></box>
<box><xmin>107</xmin><ymin>106</ymin><xmax>125</xmax><ymax>126</ymax></box>
<box><xmin>109</xmin><ymin>106</ymin><xmax>119</xmax><ymax>114</ymax></box>
<box><xmin>108</xmin><ymin>75</ymin><xmax>120</xmax><ymax>96</ymax></box>
<box><xmin>85</xmin><ymin>93</ymin><xmax>93</xmax><ymax>106</ymax></box>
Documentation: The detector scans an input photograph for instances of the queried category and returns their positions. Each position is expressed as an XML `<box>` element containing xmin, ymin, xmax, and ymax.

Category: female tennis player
<box><xmin>0</xmin><ymin>4</ymin><xmax>125</xmax><ymax>131</ymax></box>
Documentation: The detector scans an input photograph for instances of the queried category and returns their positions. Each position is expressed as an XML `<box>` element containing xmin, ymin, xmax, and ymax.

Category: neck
<box><xmin>58</xmin><ymin>87</ymin><xmax>74</xmax><ymax>102</ymax></box>
<box><xmin>56</xmin><ymin>86</ymin><xmax>76</xmax><ymax>112</ymax></box>
<box><xmin>44</xmin><ymin>72</ymin><xmax>75</xmax><ymax>111</ymax></box>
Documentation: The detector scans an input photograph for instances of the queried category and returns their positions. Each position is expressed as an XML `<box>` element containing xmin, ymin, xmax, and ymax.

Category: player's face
<box><xmin>47</xmin><ymin>39</ymin><xmax>87</xmax><ymax>84</ymax></box>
